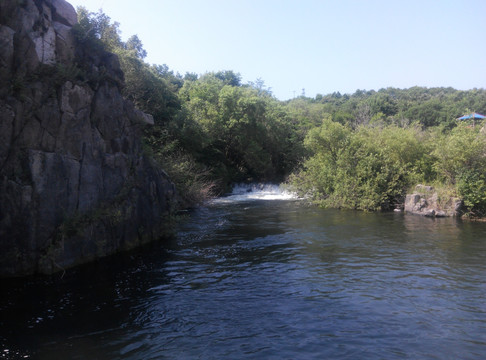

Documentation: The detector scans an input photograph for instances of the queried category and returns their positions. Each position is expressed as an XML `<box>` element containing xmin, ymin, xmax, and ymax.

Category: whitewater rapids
<box><xmin>210</xmin><ymin>183</ymin><xmax>299</xmax><ymax>204</ymax></box>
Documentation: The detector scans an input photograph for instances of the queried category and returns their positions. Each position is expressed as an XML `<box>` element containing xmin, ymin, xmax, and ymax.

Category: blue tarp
<box><xmin>457</xmin><ymin>112</ymin><xmax>486</xmax><ymax>120</ymax></box>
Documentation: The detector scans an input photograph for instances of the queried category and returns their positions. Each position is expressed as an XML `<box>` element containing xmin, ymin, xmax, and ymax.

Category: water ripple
<box><xmin>2</xmin><ymin>201</ymin><xmax>486</xmax><ymax>359</ymax></box>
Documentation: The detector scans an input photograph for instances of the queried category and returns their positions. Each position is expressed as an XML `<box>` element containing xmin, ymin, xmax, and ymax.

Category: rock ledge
<box><xmin>404</xmin><ymin>185</ymin><xmax>463</xmax><ymax>217</ymax></box>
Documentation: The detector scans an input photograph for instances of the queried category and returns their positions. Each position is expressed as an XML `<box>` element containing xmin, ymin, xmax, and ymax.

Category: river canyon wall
<box><xmin>0</xmin><ymin>0</ymin><xmax>178</xmax><ymax>276</ymax></box>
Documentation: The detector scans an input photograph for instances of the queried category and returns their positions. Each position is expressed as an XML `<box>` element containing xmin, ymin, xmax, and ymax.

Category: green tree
<box><xmin>214</xmin><ymin>70</ymin><xmax>242</xmax><ymax>87</ymax></box>
<box><xmin>292</xmin><ymin>121</ymin><xmax>431</xmax><ymax>211</ymax></box>
<box><xmin>125</xmin><ymin>34</ymin><xmax>147</xmax><ymax>59</ymax></box>
<box><xmin>433</xmin><ymin>124</ymin><xmax>486</xmax><ymax>184</ymax></box>
<box><xmin>432</xmin><ymin>124</ymin><xmax>486</xmax><ymax>216</ymax></box>
<box><xmin>74</xmin><ymin>7</ymin><xmax>122</xmax><ymax>52</ymax></box>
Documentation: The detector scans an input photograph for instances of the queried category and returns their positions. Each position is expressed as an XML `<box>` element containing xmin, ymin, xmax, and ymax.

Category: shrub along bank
<box><xmin>289</xmin><ymin>120</ymin><xmax>486</xmax><ymax>217</ymax></box>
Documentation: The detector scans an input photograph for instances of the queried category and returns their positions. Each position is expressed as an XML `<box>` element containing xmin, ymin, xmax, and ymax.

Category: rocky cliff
<box><xmin>0</xmin><ymin>0</ymin><xmax>178</xmax><ymax>276</ymax></box>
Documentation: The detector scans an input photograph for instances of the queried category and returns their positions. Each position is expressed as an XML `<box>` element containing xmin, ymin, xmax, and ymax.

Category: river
<box><xmin>1</xmin><ymin>184</ymin><xmax>486</xmax><ymax>359</ymax></box>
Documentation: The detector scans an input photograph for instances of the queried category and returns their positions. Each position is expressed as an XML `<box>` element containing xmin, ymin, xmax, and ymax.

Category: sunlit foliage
<box><xmin>75</xmin><ymin>7</ymin><xmax>486</xmax><ymax>213</ymax></box>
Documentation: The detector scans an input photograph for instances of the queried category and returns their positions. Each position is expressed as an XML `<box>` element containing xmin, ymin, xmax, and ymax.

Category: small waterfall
<box><xmin>210</xmin><ymin>183</ymin><xmax>299</xmax><ymax>203</ymax></box>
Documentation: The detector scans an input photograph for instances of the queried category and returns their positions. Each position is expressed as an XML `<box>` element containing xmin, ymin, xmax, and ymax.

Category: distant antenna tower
<box><xmin>301</xmin><ymin>88</ymin><xmax>306</xmax><ymax>97</ymax></box>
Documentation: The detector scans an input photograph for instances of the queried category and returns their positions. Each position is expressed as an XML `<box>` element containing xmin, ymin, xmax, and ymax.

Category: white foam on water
<box><xmin>210</xmin><ymin>183</ymin><xmax>299</xmax><ymax>204</ymax></box>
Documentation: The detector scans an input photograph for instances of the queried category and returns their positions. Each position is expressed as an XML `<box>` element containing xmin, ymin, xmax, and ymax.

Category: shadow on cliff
<box><xmin>0</xmin><ymin>0</ymin><xmax>180</xmax><ymax>277</ymax></box>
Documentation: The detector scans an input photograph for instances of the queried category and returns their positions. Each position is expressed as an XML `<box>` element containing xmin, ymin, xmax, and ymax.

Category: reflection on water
<box><xmin>1</xmin><ymin>188</ymin><xmax>486</xmax><ymax>359</ymax></box>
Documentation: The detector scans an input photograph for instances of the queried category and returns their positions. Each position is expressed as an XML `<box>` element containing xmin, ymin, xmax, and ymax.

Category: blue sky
<box><xmin>68</xmin><ymin>0</ymin><xmax>485</xmax><ymax>100</ymax></box>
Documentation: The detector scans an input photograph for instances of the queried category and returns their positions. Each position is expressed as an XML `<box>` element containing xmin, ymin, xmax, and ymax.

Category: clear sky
<box><xmin>67</xmin><ymin>0</ymin><xmax>485</xmax><ymax>100</ymax></box>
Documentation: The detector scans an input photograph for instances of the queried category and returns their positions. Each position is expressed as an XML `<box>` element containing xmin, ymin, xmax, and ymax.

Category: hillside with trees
<box><xmin>76</xmin><ymin>7</ymin><xmax>486</xmax><ymax>216</ymax></box>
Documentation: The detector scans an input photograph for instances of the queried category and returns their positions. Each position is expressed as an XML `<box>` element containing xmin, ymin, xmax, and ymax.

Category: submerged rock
<box><xmin>0</xmin><ymin>0</ymin><xmax>178</xmax><ymax>277</ymax></box>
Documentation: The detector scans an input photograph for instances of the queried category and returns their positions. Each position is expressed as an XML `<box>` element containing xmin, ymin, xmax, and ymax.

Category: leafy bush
<box><xmin>433</xmin><ymin>124</ymin><xmax>486</xmax><ymax>183</ymax></box>
<box><xmin>457</xmin><ymin>170</ymin><xmax>486</xmax><ymax>217</ymax></box>
<box><xmin>291</xmin><ymin>120</ymin><xmax>432</xmax><ymax>211</ymax></box>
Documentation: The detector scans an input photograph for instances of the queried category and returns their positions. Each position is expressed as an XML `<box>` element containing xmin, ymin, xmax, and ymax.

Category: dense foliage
<box><xmin>179</xmin><ymin>74</ymin><xmax>303</xmax><ymax>182</ymax></box>
<box><xmin>290</xmin><ymin>120</ymin><xmax>432</xmax><ymax>211</ymax></box>
<box><xmin>75</xmin><ymin>8</ymin><xmax>486</xmax><ymax>215</ymax></box>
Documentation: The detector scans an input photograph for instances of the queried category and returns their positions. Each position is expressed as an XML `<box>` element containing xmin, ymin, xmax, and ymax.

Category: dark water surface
<box><xmin>1</xmin><ymin>187</ymin><xmax>486</xmax><ymax>359</ymax></box>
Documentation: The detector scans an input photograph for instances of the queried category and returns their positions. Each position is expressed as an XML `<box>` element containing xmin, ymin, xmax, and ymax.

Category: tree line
<box><xmin>74</xmin><ymin>8</ymin><xmax>486</xmax><ymax>216</ymax></box>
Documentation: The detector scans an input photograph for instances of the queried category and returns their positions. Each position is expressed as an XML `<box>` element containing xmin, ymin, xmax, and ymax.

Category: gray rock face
<box><xmin>0</xmin><ymin>0</ymin><xmax>178</xmax><ymax>277</ymax></box>
<box><xmin>404</xmin><ymin>185</ymin><xmax>463</xmax><ymax>218</ymax></box>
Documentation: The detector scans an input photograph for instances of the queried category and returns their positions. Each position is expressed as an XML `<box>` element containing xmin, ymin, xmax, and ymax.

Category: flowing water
<box><xmin>1</xmin><ymin>184</ymin><xmax>486</xmax><ymax>359</ymax></box>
